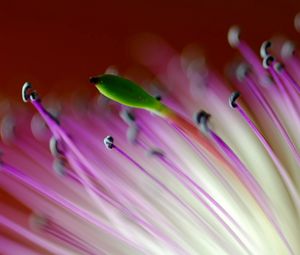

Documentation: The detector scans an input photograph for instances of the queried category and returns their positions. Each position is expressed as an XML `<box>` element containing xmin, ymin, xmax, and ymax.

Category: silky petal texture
<box><xmin>1</xmin><ymin>29</ymin><xmax>300</xmax><ymax>255</ymax></box>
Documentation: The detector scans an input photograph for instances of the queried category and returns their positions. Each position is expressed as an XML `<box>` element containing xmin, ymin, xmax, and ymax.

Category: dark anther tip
<box><xmin>229</xmin><ymin>91</ymin><xmax>240</xmax><ymax>108</ymax></box>
<box><xmin>228</xmin><ymin>26</ymin><xmax>240</xmax><ymax>48</ymax></box>
<box><xmin>274</xmin><ymin>62</ymin><xmax>284</xmax><ymax>73</ymax></box>
<box><xmin>262</xmin><ymin>55</ymin><xmax>275</xmax><ymax>69</ymax></box>
<box><xmin>104</xmin><ymin>136</ymin><xmax>114</xmax><ymax>149</ymax></box>
<box><xmin>120</xmin><ymin>109</ymin><xmax>135</xmax><ymax>124</ymax></box>
<box><xmin>49</xmin><ymin>136</ymin><xmax>64</xmax><ymax>157</ymax></box>
<box><xmin>281</xmin><ymin>41</ymin><xmax>296</xmax><ymax>59</ymax></box>
<box><xmin>89</xmin><ymin>76</ymin><xmax>100</xmax><ymax>84</ymax></box>
<box><xmin>236</xmin><ymin>63</ymin><xmax>250</xmax><ymax>81</ymax></box>
<box><xmin>22</xmin><ymin>82</ymin><xmax>40</xmax><ymax>103</ymax></box>
<box><xmin>147</xmin><ymin>148</ymin><xmax>164</xmax><ymax>157</ymax></box>
<box><xmin>195</xmin><ymin>110</ymin><xmax>211</xmax><ymax>134</ymax></box>
<box><xmin>260</xmin><ymin>41</ymin><xmax>272</xmax><ymax>58</ymax></box>
<box><xmin>22</xmin><ymin>82</ymin><xmax>32</xmax><ymax>102</ymax></box>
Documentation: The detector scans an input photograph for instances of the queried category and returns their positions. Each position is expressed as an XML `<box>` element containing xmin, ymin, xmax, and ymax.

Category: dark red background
<box><xmin>1</xmin><ymin>0</ymin><xmax>300</xmax><ymax>100</ymax></box>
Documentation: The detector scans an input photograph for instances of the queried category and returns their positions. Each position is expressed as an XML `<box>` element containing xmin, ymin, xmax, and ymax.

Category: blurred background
<box><xmin>1</xmin><ymin>0</ymin><xmax>300</xmax><ymax>100</ymax></box>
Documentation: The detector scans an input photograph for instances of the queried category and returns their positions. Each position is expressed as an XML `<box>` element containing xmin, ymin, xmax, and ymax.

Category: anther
<box><xmin>281</xmin><ymin>41</ymin><xmax>296</xmax><ymax>59</ymax></box>
<box><xmin>22</xmin><ymin>82</ymin><xmax>40</xmax><ymax>102</ymax></box>
<box><xmin>22</xmin><ymin>82</ymin><xmax>32</xmax><ymax>102</ymax></box>
<box><xmin>227</xmin><ymin>26</ymin><xmax>241</xmax><ymax>48</ymax></box>
<box><xmin>22</xmin><ymin>82</ymin><xmax>32</xmax><ymax>103</ymax></box>
<box><xmin>1</xmin><ymin>114</ymin><xmax>16</xmax><ymax>143</ymax></box>
<box><xmin>260</xmin><ymin>41</ymin><xmax>272</xmax><ymax>58</ymax></box>
<box><xmin>53</xmin><ymin>157</ymin><xmax>67</xmax><ymax>177</ymax></box>
<box><xmin>120</xmin><ymin>109</ymin><xmax>135</xmax><ymax>125</ymax></box>
<box><xmin>29</xmin><ymin>213</ymin><xmax>49</xmax><ymax>231</ymax></box>
<box><xmin>195</xmin><ymin>110</ymin><xmax>211</xmax><ymax>134</ymax></box>
<box><xmin>104</xmin><ymin>136</ymin><xmax>114</xmax><ymax>149</ymax></box>
<box><xmin>49</xmin><ymin>136</ymin><xmax>64</xmax><ymax>157</ymax></box>
<box><xmin>295</xmin><ymin>12</ymin><xmax>300</xmax><ymax>32</ymax></box>
<box><xmin>229</xmin><ymin>91</ymin><xmax>240</xmax><ymax>108</ymax></box>
<box><xmin>262</xmin><ymin>55</ymin><xmax>275</xmax><ymax>69</ymax></box>
<box><xmin>147</xmin><ymin>148</ymin><xmax>164</xmax><ymax>157</ymax></box>
<box><xmin>274</xmin><ymin>62</ymin><xmax>284</xmax><ymax>73</ymax></box>
<box><xmin>236</xmin><ymin>63</ymin><xmax>251</xmax><ymax>81</ymax></box>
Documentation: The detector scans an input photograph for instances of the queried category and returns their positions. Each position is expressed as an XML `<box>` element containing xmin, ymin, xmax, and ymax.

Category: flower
<box><xmin>1</xmin><ymin>21</ymin><xmax>300</xmax><ymax>255</ymax></box>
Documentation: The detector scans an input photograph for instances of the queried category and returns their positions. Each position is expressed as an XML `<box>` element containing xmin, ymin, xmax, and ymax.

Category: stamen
<box><xmin>260</xmin><ymin>41</ymin><xmax>272</xmax><ymax>58</ymax></box>
<box><xmin>22</xmin><ymin>82</ymin><xmax>40</xmax><ymax>102</ymax></box>
<box><xmin>228</xmin><ymin>27</ymin><xmax>268</xmax><ymax>83</ymax></box>
<box><xmin>232</xmin><ymin>99</ymin><xmax>300</xmax><ymax>216</ymax></box>
<box><xmin>229</xmin><ymin>91</ymin><xmax>240</xmax><ymax>108</ymax></box>
<box><xmin>21</xmin><ymin>82</ymin><xmax>32</xmax><ymax>102</ymax></box>
<box><xmin>0</xmin><ymin>163</ymin><xmax>147</xmax><ymax>253</ymax></box>
<box><xmin>104</xmin><ymin>136</ymin><xmax>114</xmax><ymax>149</ymax></box>
<box><xmin>262</xmin><ymin>55</ymin><xmax>275</xmax><ymax>69</ymax></box>
<box><xmin>150</xmin><ymin>147</ymin><xmax>255</xmax><ymax>253</ymax></box>
<box><xmin>53</xmin><ymin>157</ymin><xmax>68</xmax><ymax>177</ymax></box>
<box><xmin>91</xmin><ymin>74</ymin><xmax>227</xmax><ymax>167</ymax></box>
<box><xmin>265</xmin><ymin>61</ymin><xmax>300</xmax><ymax>166</ymax></box>
<box><xmin>274</xmin><ymin>60</ymin><xmax>300</xmax><ymax>95</ymax></box>
<box><xmin>194</xmin><ymin>110</ymin><xmax>210</xmax><ymax>134</ymax></box>
<box><xmin>1</xmin><ymin>114</ymin><xmax>16</xmax><ymax>143</ymax></box>
<box><xmin>227</xmin><ymin>26</ymin><xmax>241</xmax><ymax>48</ymax></box>
<box><xmin>0</xmin><ymin>214</ymin><xmax>73</xmax><ymax>255</ymax></box>
<box><xmin>24</xmin><ymin>88</ymin><xmax>130</xmax><ymax>228</ymax></box>
<box><xmin>120</xmin><ymin>108</ymin><xmax>136</xmax><ymax>125</ymax></box>
<box><xmin>294</xmin><ymin>12</ymin><xmax>300</xmax><ymax>32</ymax></box>
<box><xmin>49</xmin><ymin>136</ymin><xmax>64</xmax><ymax>157</ymax></box>
<box><xmin>195</xmin><ymin>105</ymin><xmax>296</xmax><ymax>255</ymax></box>
<box><xmin>239</xmin><ymin>66</ymin><xmax>300</xmax><ymax>153</ymax></box>
<box><xmin>281</xmin><ymin>41</ymin><xmax>296</xmax><ymax>59</ymax></box>
<box><xmin>31</xmin><ymin>213</ymin><xmax>103</xmax><ymax>255</ymax></box>
<box><xmin>109</xmin><ymin>139</ymin><xmax>253</xmax><ymax>255</ymax></box>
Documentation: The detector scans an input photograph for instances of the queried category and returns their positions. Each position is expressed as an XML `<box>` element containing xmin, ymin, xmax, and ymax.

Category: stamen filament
<box><xmin>235</xmin><ymin>103</ymin><xmax>300</xmax><ymax>216</ymax></box>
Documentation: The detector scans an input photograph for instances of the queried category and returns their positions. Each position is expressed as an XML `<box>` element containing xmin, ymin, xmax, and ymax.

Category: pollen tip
<box><xmin>53</xmin><ymin>158</ymin><xmax>67</xmax><ymax>177</ymax></box>
<box><xmin>22</xmin><ymin>82</ymin><xmax>32</xmax><ymax>102</ymax></box>
<box><xmin>22</xmin><ymin>82</ymin><xmax>40</xmax><ymax>102</ymax></box>
<box><xmin>1</xmin><ymin>114</ymin><xmax>16</xmax><ymax>143</ymax></box>
<box><xmin>195</xmin><ymin>110</ymin><xmax>211</xmax><ymax>134</ymax></box>
<box><xmin>281</xmin><ymin>41</ymin><xmax>296</xmax><ymax>59</ymax></box>
<box><xmin>49</xmin><ymin>136</ymin><xmax>64</xmax><ymax>157</ymax></box>
<box><xmin>228</xmin><ymin>25</ymin><xmax>241</xmax><ymax>48</ymax></box>
<box><xmin>120</xmin><ymin>109</ymin><xmax>136</xmax><ymax>124</ymax></box>
<box><xmin>260</xmin><ymin>40</ymin><xmax>272</xmax><ymax>58</ymax></box>
<box><xmin>147</xmin><ymin>148</ymin><xmax>164</xmax><ymax>157</ymax></box>
<box><xmin>104</xmin><ymin>135</ymin><xmax>114</xmax><ymax>149</ymax></box>
<box><xmin>229</xmin><ymin>91</ymin><xmax>240</xmax><ymax>108</ymax></box>
<box><xmin>294</xmin><ymin>12</ymin><xmax>300</xmax><ymax>32</ymax></box>
<box><xmin>262</xmin><ymin>55</ymin><xmax>275</xmax><ymax>69</ymax></box>
<box><xmin>29</xmin><ymin>213</ymin><xmax>49</xmax><ymax>231</ymax></box>
<box><xmin>274</xmin><ymin>62</ymin><xmax>284</xmax><ymax>73</ymax></box>
<box><xmin>236</xmin><ymin>63</ymin><xmax>250</xmax><ymax>81</ymax></box>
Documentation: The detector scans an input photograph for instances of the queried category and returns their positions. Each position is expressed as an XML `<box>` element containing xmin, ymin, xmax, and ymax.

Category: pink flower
<box><xmin>1</xmin><ymin>20</ymin><xmax>300</xmax><ymax>255</ymax></box>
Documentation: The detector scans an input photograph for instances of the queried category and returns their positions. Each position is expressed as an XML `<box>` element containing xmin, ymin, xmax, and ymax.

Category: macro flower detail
<box><xmin>1</xmin><ymin>21</ymin><xmax>300</xmax><ymax>255</ymax></box>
